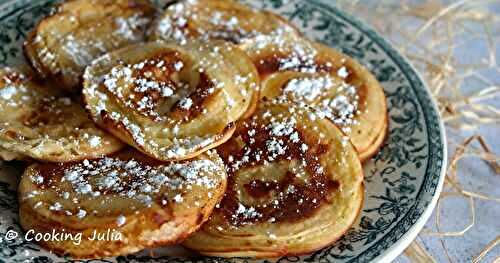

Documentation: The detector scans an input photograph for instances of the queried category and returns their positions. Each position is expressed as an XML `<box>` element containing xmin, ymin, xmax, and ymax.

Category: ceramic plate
<box><xmin>0</xmin><ymin>0</ymin><xmax>446</xmax><ymax>262</ymax></box>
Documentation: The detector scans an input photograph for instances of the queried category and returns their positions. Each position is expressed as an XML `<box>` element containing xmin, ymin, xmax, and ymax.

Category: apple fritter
<box><xmin>83</xmin><ymin>41</ymin><xmax>259</xmax><ymax>161</ymax></box>
<box><xmin>19</xmin><ymin>149</ymin><xmax>227</xmax><ymax>259</ymax></box>
<box><xmin>243</xmin><ymin>34</ymin><xmax>388</xmax><ymax>162</ymax></box>
<box><xmin>0</xmin><ymin>67</ymin><xmax>123</xmax><ymax>162</ymax></box>
<box><xmin>183</xmin><ymin>101</ymin><xmax>364</xmax><ymax>258</ymax></box>
<box><xmin>24</xmin><ymin>0</ymin><xmax>155</xmax><ymax>92</ymax></box>
<box><xmin>149</xmin><ymin>0</ymin><xmax>299</xmax><ymax>45</ymax></box>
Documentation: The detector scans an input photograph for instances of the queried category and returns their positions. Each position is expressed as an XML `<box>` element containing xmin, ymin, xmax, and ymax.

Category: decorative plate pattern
<box><xmin>0</xmin><ymin>0</ymin><xmax>446</xmax><ymax>262</ymax></box>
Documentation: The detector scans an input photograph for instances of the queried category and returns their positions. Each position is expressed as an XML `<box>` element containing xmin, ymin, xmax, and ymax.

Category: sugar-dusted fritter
<box><xmin>183</xmin><ymin>101</ymin><xmax>364</xmax><ymax>258</ymax></box>
<box><xmin>19</xmin><ymin>149</ymin><xmax>227</xmax><ymax>258</ymax></box>
<box><xmin>24</xmin><ymin>0</ymin><xmax>156</xmax><ymax>92</ymax></box>
<box><xmin>243</xmin><ymin>34</ymin><xmax>388</xmax><ymax>162</ymax></box>
<box><xmin>0</xmin><ymin>67</ymin><xmax>123</xmax><ymax>162</ymax></box>
<box><xmin>149</xmin><ymin>0</ymin><xmax>299</xmax><ymax>45</ymax></box>
<box><xmin>83</xmin><ymin>41</ymin><xmax>259</xmax><ymax>161</ymax></box>
<box><xmin>151</xmin><ymin>0</ymin><xmax>387</xmax><ymax>162</ymax></box>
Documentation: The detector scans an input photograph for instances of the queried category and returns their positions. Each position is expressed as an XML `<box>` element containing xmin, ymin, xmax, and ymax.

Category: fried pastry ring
<box><xmin>18</xmin><ymin>149</ymin><xmax>227</xmax><ymax>259</ymax></box>
<box><xmin>149</xmin><ymin>0</ymin><xmax>299</xmax><ymax>45</ymax></box>
<box><xmin>183</xmin><ymin>102</ymin><xmax>364</xmax><ymax>258</ymax></box>
<box><xmin>0</xmin><ymin>67</ymin><xmax>123</xmax><ymax>162</ymax></box>
<box><xmin>83</xmin><ymin>41</ymin><xmax>259</xmax><ymax>161</ymax></box>
<box><xmin>242</xmin><ymin>34</ymin><xmax>388</xmax><ymax>161</ymax></box>
<box><xmin>24</xmin><ymin>0</ymin><xmax>155</xmax><ymax>92</ymax></box>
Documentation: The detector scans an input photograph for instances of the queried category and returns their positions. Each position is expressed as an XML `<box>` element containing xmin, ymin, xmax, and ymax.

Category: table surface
<box><xmin>332</xmin><ymin>1</ymin><xmax>500</xmax><ymax>262</ymax></box>
<box><xmin>0</xmin><ymin>0</ymin><xmax>498</xmax><ymax>262</ymax></box>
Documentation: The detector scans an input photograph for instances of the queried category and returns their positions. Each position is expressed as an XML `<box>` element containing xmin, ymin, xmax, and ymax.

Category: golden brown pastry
<box><xmin>183</xmin><ymin>101</ymin><xmax>364</xmax><ymax>258</ymax></box>
<box><xmin>24</xmin><ymin>0</ymin><xmax>155</xmax><ymax>92</ymax></box>
<box><xmin>0</xmin><ymin>67</ymin><xmax>123</xmax><ymax>162</ymax></box>
<box><xmin>242</xmin><ymin>34</ymin><xmax>388</xmax><ymax>162</ymax></box>
<box><xmin>150</xmin><ymin>0</ymin><xmax>387</xmax><ymax>162</ymax></box>
<box><xmin>19</xmin><ymin>149</ymin><xmax>227</xmax><ymax>259</ymax></box>
<box><xmin>149</xmin><ymin>0</ymin><xmax>299</xmax><ymax>45</ymax></box>
<box><xmin>83</xmin><ymin>41</ymin><xmax>259</xmax><ymax>161</ymax></box>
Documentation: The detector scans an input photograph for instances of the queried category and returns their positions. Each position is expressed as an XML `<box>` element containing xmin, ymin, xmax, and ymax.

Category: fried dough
<box><xmin>83</xmin><ymin>41</ymin><xmax>259</xmax><ymax>161</ymax></box>
<box><xmin>243</xmin><ymin>35</ymin><xmax>388</xmax><ymax>162</ymax></box>
<box><xmin>183</xmin><ymin>101</ymin><xmax>364</xmax><ymax>257</ymax></box>
<box><xmin>24</xmin><ymin>0</ymin><xmax>155</xmax><ymax>92</ymax></box>
<box><xmin>0</xmin><ymin>67</ymin><xmax>123</xmax><ymax>162</ymax></box>
<box><xmin>19</xmin><ymin>149</ymin><xmax>227</xmax><ymax>258</ymax></box>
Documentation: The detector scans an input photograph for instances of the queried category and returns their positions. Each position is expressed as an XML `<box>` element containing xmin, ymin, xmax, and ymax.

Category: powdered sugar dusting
<box><xmin>152</xmin><ymin>0</ymin><xmax>297</xmax><ymax>46</ymax></box>
<box><xmin>0</xmin><ymin>67</ymin><xmax>120</xmax><ymax>158</ymax></box>
<box><xmin>83</xmin><ymin>41</ymin><xmax>255</xmax><ymax>160</ymax></box>
<box><xmin>24</xmin><ymin>151</ymin><xmax>225</xmax><ymax>220</ymax></box>
<box><xmin>29</xmin><ymin>3</ymin><xmax>153</xmax><ymax>90</ymax></box>
<box><xmin>217</xmin><ymin>102</ymin><xmax>345</xmax><ymax>227</ymax></box>
<box><xmin>281</xmin><ymin>75</ymin><xmax>359</xmax><ymax>133</ymax></box>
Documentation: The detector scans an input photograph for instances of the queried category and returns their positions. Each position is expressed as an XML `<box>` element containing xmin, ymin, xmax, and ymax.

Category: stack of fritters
<box><xmin>0</xmin><ymin>0</ymin><xmax>388</xmax><ymax>259</ymax></box>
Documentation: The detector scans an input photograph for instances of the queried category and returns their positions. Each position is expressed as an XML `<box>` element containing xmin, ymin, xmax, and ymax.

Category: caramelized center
<box><xmin>217</xmin><ymin>118</ymin><xmax>338</xmax><ymax>225</ymax></box>
<box><xmin>103</xmin><ymin>52</ymin><xmax>217</xmax><ymax>122</ymax></box>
